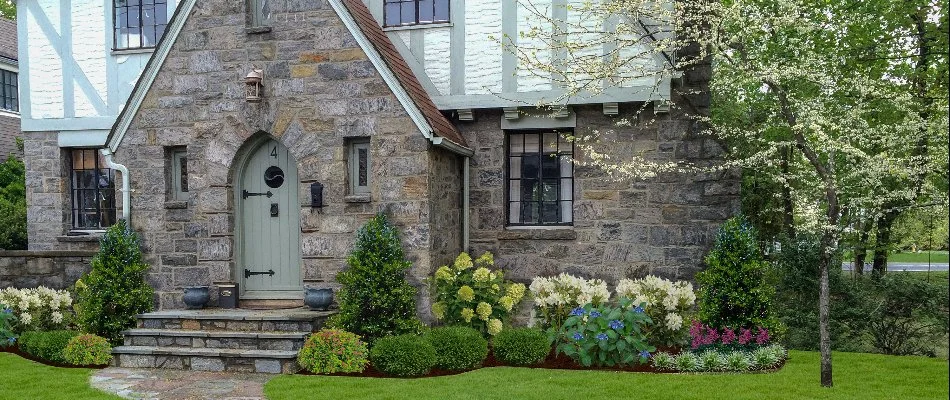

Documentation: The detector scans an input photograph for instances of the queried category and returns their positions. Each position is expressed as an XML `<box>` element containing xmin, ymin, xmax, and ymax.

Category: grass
<box><xmin>0</xmin><ymin>353</ymin><xmax>120</xmax><ymax>400</ymax></box>
<box><xmin>888</xmin><ymin>251</ymin><xmax>949</xmax><ymax>264</ymax></box>
<box><xmin>265</xmin><ymin>351</ymin><xmax>949</xmax><ymax>400</ymax></box>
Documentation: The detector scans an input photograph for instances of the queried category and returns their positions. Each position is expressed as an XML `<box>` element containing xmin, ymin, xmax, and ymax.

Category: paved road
<box><xmin>842</xmin><ymin>262</ymin><xmax>949</xmax><ymax>272</ymax></box>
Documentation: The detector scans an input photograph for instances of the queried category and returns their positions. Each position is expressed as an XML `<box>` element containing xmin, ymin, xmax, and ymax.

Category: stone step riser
<box><xmin>137</xmin><ymin>318</ymin><xmax>317</xmax><ymax>333</ymax></box>
<box><xmin>124</xmin><ymin>336</ymin><xmax>303</xmax><ymax>351</ymax></box>
<box><xmin>113</xmin><ymin>353</ymin><xmax>298</xmax><ymax>374</ymax></box>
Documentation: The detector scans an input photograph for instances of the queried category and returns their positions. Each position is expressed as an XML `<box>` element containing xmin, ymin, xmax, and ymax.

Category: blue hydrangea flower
<box><xmin>608</xmin><ymin>320</ymin><xmax>624</xmax><ymax>330</ymax></box>
<box><xmin>596</xmin><ymin>333</ymin><xmax>609</xmax><ymax>341</ymax></box>
<box><xmin>572</xmin><ymin>332</ymin><xmax>584</xmax><ymax>341</ymax></box>
<box><xmin>589</xmin><ymin>310</ymin><xmax>602</xmax><ymax>318</ymax></box>
<box><xmin>570</xmin><ymin>307</ymin><xmax>585</xmax><ymax>316</ymax></box>
<box><xmin>2</xmin><ymin>308</ymin><xmax>11</xmax><ymax>314</ymax></box>
<box><xmin>633</xmin><ymin>305</ymin><xmax>645</xmax><ymax>314</ymax></box>
<box><xmin>639</xmin><ymin>350</ymin><xmax>651</xmax><ymax>359</ymax></box>
<box><xmin>7</xmin><ymin>337</ymin><xmax>15</xmax><ymax>344</ymax></box>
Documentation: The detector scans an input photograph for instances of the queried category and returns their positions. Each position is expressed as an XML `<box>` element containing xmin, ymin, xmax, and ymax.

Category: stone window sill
<box><xmin>245</xmin><ymin>26</ymin><xmax>273</xmax><ymax>34</ymax></box>
<box><xmin>111</xmin><ymin>47</ymin><xmax>155</xmax><ymax>56</ymax></box>
<box><xmin>343</xmin><ymin>194</ymin><xmax>371</xmax><ymax>203</ymax></box>
<box><xmin>498</xmin><ymin>228</ymin><xmax>576</xmax><ymax>241</ymax></box>
<box><xmin>164</xmin><ymin>200</ymin><xmax>189</xmax><ymax>209</ymax></box>
<box><xmin>383</xmin><ymin>22</ymin><xmax>453</xmax><ymax>32</ymax></box>
<box><xmin>57</xmin><ymin>232</ymin><xmax>105</xmax><ymax>242</ymax></box>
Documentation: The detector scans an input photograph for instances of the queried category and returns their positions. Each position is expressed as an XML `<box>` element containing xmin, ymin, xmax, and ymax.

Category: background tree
<box><xmin>0</xmin><ymin>139</ymin><xmax>26</xmax><ymax>250</ymax></box>
<box><xmin>513</xmin><ymin>0</ymin><xmax>949</xmax><ymax>387</ymax></box>
<box><xmin>0</xmin><ymin>0</ymin><xmax>14</xmax><ymax>20</ymax></box>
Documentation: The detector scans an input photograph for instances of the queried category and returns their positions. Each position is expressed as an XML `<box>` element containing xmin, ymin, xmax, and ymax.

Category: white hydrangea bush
<box><xmin>0</xmin><ymin>287</ymin><xmax>73</xmax><ymax>332</ymax></box>
<box><xmin>615</xmin><ymin>275</ymin><xmax>696</xmax><ymax>347</ymax></box>
<box><xmin>529</xmin><ymin>273</ymin><xmax>610</xmax><ymax>330</ymax></box>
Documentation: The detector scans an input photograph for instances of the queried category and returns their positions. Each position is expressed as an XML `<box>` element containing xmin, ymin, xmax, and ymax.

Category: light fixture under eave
<box><xmin>244</xmin><ymin>68</ymin><xmax>264</xmax><ymax>103</ymax></box>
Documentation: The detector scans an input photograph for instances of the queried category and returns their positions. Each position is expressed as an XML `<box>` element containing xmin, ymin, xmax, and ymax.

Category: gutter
<box><xmin>462</xmin><ymin>157</ymin><xmax>470</xmax><ymax>251</ymax></box>
<box><xmin>100</xmin><ymin>149</ymin><xmax>131</xmax><ymax>222</ymax></box>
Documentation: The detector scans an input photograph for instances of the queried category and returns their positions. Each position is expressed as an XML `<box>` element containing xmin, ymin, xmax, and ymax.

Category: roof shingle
<box><xmin>341</xmin><ymin>0</ymin><xmax>467</xmax><ymax>148</ymax></box>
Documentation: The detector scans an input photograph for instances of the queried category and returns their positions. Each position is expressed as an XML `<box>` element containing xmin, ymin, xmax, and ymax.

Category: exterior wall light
<box><xmin>244</xmin><ymin>68</ymin><xmax>264</xmax><ymax>103</ymax></box>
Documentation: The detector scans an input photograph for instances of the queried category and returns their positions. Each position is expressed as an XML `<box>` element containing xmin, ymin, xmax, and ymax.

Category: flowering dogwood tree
<box><xmin>511</xmin><ymin>0</ymin><xmax>949</xmax><ymax>387</ymax></box>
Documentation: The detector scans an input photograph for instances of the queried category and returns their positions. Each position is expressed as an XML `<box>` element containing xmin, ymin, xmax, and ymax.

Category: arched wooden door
<box><xmin>237</xmin><ymin>138</ymin><xmax>302</xmax><ymax>298</ymax></box>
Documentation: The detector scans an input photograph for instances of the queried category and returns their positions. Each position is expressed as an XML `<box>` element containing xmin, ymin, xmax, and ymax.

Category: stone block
<box><xmin>255</xmin><ymin>359</ymin><xmax>282</xmax><ymax>374</ymax></box>
<box><xmin>191</xmin><ymin>357</ymin><xmax>225</xmax><ymax>372</ymax></box>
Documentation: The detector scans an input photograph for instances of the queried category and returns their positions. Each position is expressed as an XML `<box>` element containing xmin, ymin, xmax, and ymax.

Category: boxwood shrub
<box><xmin>424</xmin><ymin>326</ymin><xmax>488</xmax><ymax>371</ymax></box>
<box><xmin>492</xmin><ymin>327</ymin><xmax>550</xmax><ymax>366</ymax></box>
<box><xmin>63</xmin><ymin>334</ymin><xmax>113</xmax><ymax>366</ymax></box>
<box><xmin>370</xmin><ymin>334</ymin><xmax>436</xmax><ymax>377</ymax></box>
<box><xmin>18</xmin><ymin>330</ymin><xmax>81</xmax><ymax>363</ymax></box>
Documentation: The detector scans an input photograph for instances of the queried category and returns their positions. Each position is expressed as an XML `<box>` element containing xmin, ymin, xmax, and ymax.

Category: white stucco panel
<box><xmin>71</xmin><ymin>1</ymin><xmax>109</xmax><ymax>118</ymax></box>
<box><xmin>26</xmin><ymin>7</ymin><xmax>64</xmax><ymax>119</ymax></box>
<box><xmin>465</xmin><ymin>0</ymin><xmax>502</xmax><ymax>95</ymax></box>
<box><xmin>516</xmin><ymin>0</ymin><xmax>552</xmax><ymax>93</ymax></box>
<box><xmin>423</xmin><ymin>27</ymin><xmax>451</xmax><ymax>96</ymax></box>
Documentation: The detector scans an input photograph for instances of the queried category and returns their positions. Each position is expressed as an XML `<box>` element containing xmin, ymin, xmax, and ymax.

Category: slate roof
<box><xmin>340</xmin><ymin>0</ymin><xmax>467</xmax><ymax>148</ymax></box>
<box><xmin>0</xmin><ymin>18</ymin><xmax>16</xmax><ymax>63</ymax></box>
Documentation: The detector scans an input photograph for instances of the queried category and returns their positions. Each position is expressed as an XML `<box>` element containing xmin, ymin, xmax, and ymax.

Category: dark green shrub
<box><xmin>697</xmin><ymin>216</ymin><xmax>778</xmax><ymax>332</ymax></box>
<box><xmin>75</xmin><ymin>220</ymin><xmax>154</xmax><ymax>345</ymax></box>
<box><xmin>772</xmin><ymin>233</ymin><xmax>869</xmax><ymax>352</ymax></box>
<box><xmin>297</xmin><ymin>329</ymin><xmax>369</xmax><ymax>374</ymax></box>
<box><xmin>864</xmin><ymin>272</ymin><xmax>949</xmax><ymax>356</ymax></box>
<box><xmin>370</xmin><ymin>334</ymin><xmax>436</xmax><ymax>377</ymax></box>
<box><xmin>492</xmin><ymin>327</ymin><xmax>550</xmax><ymax>366</ymax></box>
<box><xmin>0</xmin><ymin>150</ymin><xmax>27</xmax><ymax>250</ymax></box>
<box><xmin>423</xmin><ymin>326</ymin><xmax>488</xmax><ymax>371</ymax></box>
<box><xmin>63</xmin><ymin>334</ymin><xmax>113</xmax><ymax>366</ymax></box>
<box><xmin>328</xmin><ymin>214</ymin><xmax>423</xmax><ymax>345</ymax></box>
<box><xmin>18</xmin><ymin>330</ymin><xmax>81</xmax><ymax>363</ymax></box>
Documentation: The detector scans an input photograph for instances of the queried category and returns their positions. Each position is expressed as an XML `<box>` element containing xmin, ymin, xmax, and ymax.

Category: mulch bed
<box><xmin>0</xmin><ymin>345</ymin><xmax>110</xmax><ymax>369</ymax></box>
<box><xmin>297</xmin><ymin>346</ymin><xmax>785</xmax><ymax>378</ymax></box>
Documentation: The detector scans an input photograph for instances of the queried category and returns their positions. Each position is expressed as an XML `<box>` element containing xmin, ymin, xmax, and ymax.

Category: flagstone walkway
<box><xmin>92</xmin><ymin>367</ymin><xmax>271</xmax><ymax>400</ymax></box>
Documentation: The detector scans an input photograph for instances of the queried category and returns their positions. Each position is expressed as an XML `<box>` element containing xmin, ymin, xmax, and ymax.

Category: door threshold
<box><xmin>241</xmin><ymin>290</ymin><xmax>304</xmax><ymax>300</ymax></box>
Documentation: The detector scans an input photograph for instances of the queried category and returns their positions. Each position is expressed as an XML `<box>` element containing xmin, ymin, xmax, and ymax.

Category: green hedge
<box><xmin>63</xmin><ymin>334</ymin><xmax>113</xmax><ymax>366</ymax></box>
<box><xmin>492</xmin><ymin>327</ymin><xmax>550</xmax><ymax>366</ymax></box>
<box><xmin>18</xmin><ymin>330</ymin><xmax>81</xmax><ymax>363</ymax></box>
<box><xmin>424</xmin><ymin>326</ymin><xmax>488</xmax><ymax>371</ymax></box>
<box><xmin>370</xmin><ymin>334</ymin><xmax>436</xmax><ymax>377</ymax></box>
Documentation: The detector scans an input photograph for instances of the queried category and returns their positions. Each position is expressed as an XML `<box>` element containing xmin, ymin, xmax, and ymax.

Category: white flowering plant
<box><xmin>529</xmin><ymin>273</ymin><xmax>611</xmax><ymax>333</ymax></box>
<box><xmin>0</xmin><ymin>287</ymin><xmax>73</xmax><ymax>333</ymax></box>
<box><xmin>616</xmin><ymin>275</ymin><xmax>696</xmax><ymax>347</ymax></box>
<box><xmin>428</xmin><ymin>252</ymin><xmax>526</xmax><ymax>336</ymax></box>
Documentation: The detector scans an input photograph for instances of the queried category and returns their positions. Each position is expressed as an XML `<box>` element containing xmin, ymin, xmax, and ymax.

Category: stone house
<box><xmin>15</xmin><ymin>0</ymin><xmax>738</xmax><ymax>311</ymax></box>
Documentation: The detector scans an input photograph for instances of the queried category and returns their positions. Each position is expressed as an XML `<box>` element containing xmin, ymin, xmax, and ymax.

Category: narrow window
<box><xmin>506</xmin><ymin>131</ymin><xmax>574</xmax><ymax>226</ymax></box>
<box><xmin>171</xmin><ymin>149</ymin><xmax>188</xmax><ymax>201</ymax></box>
<box><xmin>384</xmin><ymin>0</ymin><xmax>449</xmax><ymax>27</ymax></box>
<box><xmin>248</xmin><ymin>0</ymin><xmax>272</xmax><ymax>28</ymax></box>
<box><xmin>0</xmin><ymin>69</ymin><xmax>16</xmax><ymax>113</ymax></box>
<box><xmin>348</xmin><ymin>139</ymin><xmax>371</xmax><ymax>194</ymax></box>
<box><xmin>114</xmin><ymin>0</ymin><xmax>169</xmax><ymax>50</ymax></box>
<box><xmin>70</xmin><ymin>149</ymin><xmax>117</xmax><ymax>230</ymax></box>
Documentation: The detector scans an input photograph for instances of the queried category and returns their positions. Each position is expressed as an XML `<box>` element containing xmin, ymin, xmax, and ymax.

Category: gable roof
<box><xmin>107</xmin><ymin>0</ymin><xmax>470</xmax><ymax>155</ymax></box>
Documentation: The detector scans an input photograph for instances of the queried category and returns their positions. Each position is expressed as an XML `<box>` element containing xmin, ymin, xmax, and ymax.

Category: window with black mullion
<box><xmin>114</xmin><ymin>0</ymin><xmax>168</xmax><ymax>50</ymax></box>
<box><xmin>70</xmin><ymin>149</ymin><xmax>117</xmax><ymax>229</ymax></box>
<box><xmin>384</xmin><ymin>0</ymin><xmax>449</xmax><ymax>27</ymax></box>
<box><xmin>507</xmin><ymin>131</ymin><xmax>574</xmax><ymax>226</ymax></box>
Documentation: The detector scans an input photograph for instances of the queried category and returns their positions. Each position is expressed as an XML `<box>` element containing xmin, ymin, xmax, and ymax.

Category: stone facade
<box><xmin>106</xmin><ymin>0</ymin><xmax>461</xmax><ymax>309</ymax></box>
<box><xmin>459</xmin><ymin>104</ymin><xmax>739</xmax><ymax>285</ymax></box>
<box><xmin>0</xmin><ymin>250</ymin><xmax>96</xmax><ymax>289</ymax></box>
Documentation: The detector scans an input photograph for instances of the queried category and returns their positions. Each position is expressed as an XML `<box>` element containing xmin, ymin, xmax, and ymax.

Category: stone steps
<box><xmin>112</xmin><ymin>346</ymin><xmax>298</xmax><ymax>374</ymax></box>
<box><xmin>122</xmin><ymin>329</ymin><xmax>310</xmax><ymax>351</ymax></box>
<box><xmin>114</xmin><ymin>308</ymin><xmax>333</xmax><ymax>374</ymax></box>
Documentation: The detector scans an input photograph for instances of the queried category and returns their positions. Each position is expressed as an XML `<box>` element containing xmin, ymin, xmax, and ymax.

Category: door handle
<box><xmin>270</xmin><ymin>203</ymin><xmax>279</xmax><ymax>217</ymax></box>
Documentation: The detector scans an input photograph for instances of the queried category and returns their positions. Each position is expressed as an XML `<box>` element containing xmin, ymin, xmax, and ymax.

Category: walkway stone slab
<box><xmin>92</xmin><ymin>367</ymin><xmax>271</xmax><ymax>400</ymax></box>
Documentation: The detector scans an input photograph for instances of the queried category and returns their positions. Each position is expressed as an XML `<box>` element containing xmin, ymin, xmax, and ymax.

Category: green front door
<box><xmin>238</xmin><ymin>139</ymin><xmax>302</xmax><ymax>298</ymax></box>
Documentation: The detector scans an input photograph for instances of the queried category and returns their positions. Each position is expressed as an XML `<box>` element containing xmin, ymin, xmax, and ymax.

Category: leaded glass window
<box><xmin>384</xmin><ymin>0</ymin><xmax>449</xmax><ymax>27</ymax></box>
<box><xmin>114</xmin><ymin>0</ymin><xmax>168</xmax><ymax>50</ymax></box>
<box><xmin>507</xmin><ymin>131</ymin><xmax>574</xmax><ymax>225</ymax></box>
<box><xmin>349</xmin><ymin>140</ymin><xmax>371</xmax><ymax>194</ymax></box>
<box><xmin>70</xmin><ymin>149</ymin><xmax>117</xmax><ymax>229</ymax></box>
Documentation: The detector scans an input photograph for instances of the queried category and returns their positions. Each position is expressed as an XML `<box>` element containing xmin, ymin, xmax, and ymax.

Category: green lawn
<box><xmin>265</xmin><ymin>351</ymin><xmax>949</xmax><ymax>400</ymax></box>
<box><xmin>0</xmin><ymin>353</ymin><xmax>120</xmax><ymax>400</ymax></box>
<box><xmin>888</xmin><ymin>251</ymin><xmax>950</xmax><ymax>263</ymax></box>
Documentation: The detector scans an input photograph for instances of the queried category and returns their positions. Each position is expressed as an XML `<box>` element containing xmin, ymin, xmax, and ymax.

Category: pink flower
<box><xmin>738</xmin><ymin>328</ymin><xmax>753</xmax><ymax>345</ymax></box>
<box><xmin>702</xmin><ymin>326</ymin><xmax>719</xmax><ymax>345</ymax></box>
<box><xmin>721</xmin><ymin>327</ymin><xmax>736</xmax><ymax>345</ymax></box>
<box><xmin>755</xmin><ymin>328</ymin><xmax>770</xmax><ymax>345</ymax></box>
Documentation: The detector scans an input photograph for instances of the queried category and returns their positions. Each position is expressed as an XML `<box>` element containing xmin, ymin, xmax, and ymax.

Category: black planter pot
<box><xmin>183</xmin><ymin>286</ymin><xmax>210</xmax><ymax>309</ymax></box>
<box><xmin>304</xmin><ymin>288</ymin><xmax>333</xmax><ymax>311</ymax></box>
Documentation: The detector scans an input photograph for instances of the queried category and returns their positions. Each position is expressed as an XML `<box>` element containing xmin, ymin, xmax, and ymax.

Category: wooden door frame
<box><xmin>232</xmin><ymin>133</ymin><xmax>304</xmax><ymax>300</ymax></box>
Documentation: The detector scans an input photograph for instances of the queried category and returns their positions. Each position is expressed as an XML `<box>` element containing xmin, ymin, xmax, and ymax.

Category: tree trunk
<box><xmin>872</xmin><ymin>211</ymin><xmax>897</xmax><ymax>278</ymax></box>
<box><xmin>852</xmin><ymin>218</ymin><xmax>873</xmax><ymax>275</ymax></box>
<box><xmin>818</xmin><ymin>190</ymin><xmax>839</xmax><ymax>387</ymax></box>
<box><xmin>780</xmin><ymin>145</ymin><xmax>796</xmax><ymax>238</ymax></box>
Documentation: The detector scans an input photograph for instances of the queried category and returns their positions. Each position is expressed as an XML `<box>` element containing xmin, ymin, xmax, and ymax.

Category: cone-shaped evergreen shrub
<box><xmin>328</xmin><ymin>214</ymin><xmax>422</xmax><ymax>344</ymax></box>
<box><xmin>697</xmin><ymin>215</ymin><xmax>777</xmax><ymax>332</ymax></box>
<box><xmin>75</xmin><ymin>220</ymin><xmax>154</xmax><ymax>345</ymax></box>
